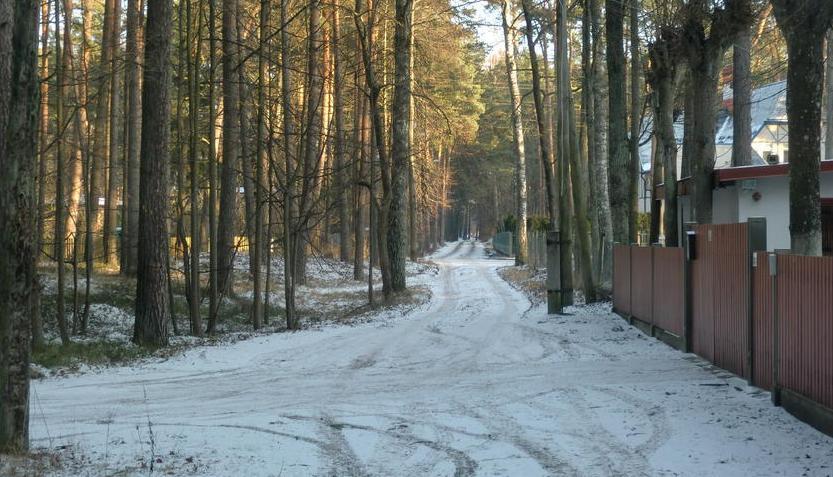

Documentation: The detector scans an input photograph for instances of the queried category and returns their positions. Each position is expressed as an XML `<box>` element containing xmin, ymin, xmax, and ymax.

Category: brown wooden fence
<box><xmin>613</xmin><ymin>220</ymin><xmax>833</xmax><ymax>435</ymax></box>
<box><xmin>753</xmin><ymin>253</ymin><xmax>833</xmax><ymax>412</ymax></box>
<box><xmin>652</xmin><ymin>247</ymin><xmax>685</xmax><ymax>337</ymax></box>
<box><xmin>692</xmin><ymin>223</ymin><xmax>751</xmax><ymax>378</ymax></box>
<box><xmin>612</xmin><ymin>245</ymin><xmax>685</xmax><ymax>339</ymax></box>
<box><xmin>752</xmin><ymin>252</ymin><xmax>774</xmax><ymax>390</ymax></box>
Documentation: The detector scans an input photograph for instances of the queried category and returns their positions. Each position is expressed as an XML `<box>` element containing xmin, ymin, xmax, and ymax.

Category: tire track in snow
<box><xmin>591</xmin><ymin>386</ymin><xmax>672</xmax><ymax>456</ymax></box>
<box><xmin>283</xmin><ymin>413</ymin><xmax>477</xmax><ymax>476</ymax></box>
<box><xmin>531</xmin><ymin>386</ymin><xmax>668</xmax><ymax>476</ymax></box>
<box><xmin>319</xmin><ymin>416</ymin><xmax>372</xmax><ymax>477</ymax></box>
<box><xmin>462</xmin><ymin>402</ymin><xmax>581</xmax><ymax>476</ymax></box>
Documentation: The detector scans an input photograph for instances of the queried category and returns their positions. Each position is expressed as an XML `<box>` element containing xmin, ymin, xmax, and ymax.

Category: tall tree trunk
<box><xmin>557</xmin><ymin>0</ymin><xmax>573</xmax><ymax>305</ymax></box>
<box><xmin>33</xmin><ymin>0</ymin><xmax>50</xmax><ymax>351</ymax></box>
<box><xmin>54</xmin><ymin>0</ymin><xmax>69</xmax><ymax>344</ymax></box>
<box><xmin>207</xmin><ymin>0</ymin><xmax>220</xmax><ymax>333</ymax></box>
<box><xmin>281</xmin><ymin>0</ymin><xmax>298</xmax><ymax>328</ymax></box>
<box><xmin>91</xmin><ymin>0</ymin><xmax>115</xmax><ymax>258</ymax></box>
<box><xmin>217</xmin><ymin>0</ymin><xmax>240</xmax><ymax>302</ymax></box>
<box><xmin>569</xmin><ymin>94</ymin><xmax>596</xmax><ymax>301</ymax></box>
<box><xmin>355</xmin><ymin>0</ymin><xmax>393</xmax><ymax>297</ymax></box>
<box><xmin>628</xmin><ymin>0</ymin><xmax>641</xmax><ymax>243</ymax></box>
<box><xmin>175</xmin><ymin>0</ymin><xmax>189</xmax><ymax>333</ymax></box>
<box><xmin>732</xmin><ymin>27</ymin><xmax>752</xmax><ymax>167</ymax></box>
<box><xmin>582</xmin><ymin>0</ymin><xmax>600</xmax><ymax>281</ymax></box>
<box><xmin>520</xmin><ymin>0</ymin><xmax>557</xmax><ymax>224</ymax></box>
<box><xmin>353</xmin><ymin>79</ymin><xmax>366</xmax><ymax>281</ymax></box>
<box><xmin>647</xmin><ymin>32</ymin><xmax>681</xmax><ymax>247</ymax></box>
<box><xmin>251</xmin><ymin>0</ymin><xmax>270</xmax><ymax>329</ymax></box>
<box><xmin>500</xmin><ymin>0</ymin><xmax>527</xmax><ymax>264</ymax></box>
<box><xmin>591</xmin><ymin>0</ymin><xmax>612</xmax><ymax>286</ymax></box>
<box><xmin>81</xmin><ymin>0</ymin><xmax>101</xmax><ymax>327</ymax></box>
<box><xmin>298</xmin><ymin>0</ymin><xmax>325</xmax><ymax>287</ymax></box>
<box><xmin>825</xmin><ymin>30</ymin><xmax>833</xmax><ymax>161</ymax></box>
<box><xmin>407</xmin><ymin>3</ymin><xmax>417</xmax><ymax>261</ymax></box>
<box><xmin>388</xmin><ymin>0</ymin><xmax>412</xmax><ymax>292</ymax></box>
<box><xmin>0</xmin><ymin>0</ymin><xmax>39</xmax><ymax>451</ymax></box>
<box><xmin>408</xmin><ymin>151</ymin><xmax>417</xmax><ymax>260</ymax></box>
<box><xmin>438</xmin><ymin>144</ymin><xmax>447</xmax><ymax>244</ymax></box>
<box><xmin>660</xmin><ymin>79</ymin><xmax>679</xmax><ymax>247</ymax></box>
<box><xmin>134</xmin><ymin>0</ymin><xmax>173</xmax><ymax>347</ymax></box>
<box><xmin>333</xmin><ymin>0</ymin><xmax>351</xmax><ymax>262</ymax></box>
<box><xmin>122</xmin><ymin>0</ymin><xmax>142</xmax><ymax>276</ymax></box>
<box><xmin>681</xmin><ymin>73</ymin><xmax>693</xmax><ymax>180</ymax></box>
<box><xmin>187</xmin><ymin>0</ymin><xmax>203</xmax><ymax>335</ymax></box>
<box><xmin>240</xmin><ymin>69</ymin><xmax>257</xmax><ymax>273</ymax></box>
<box><xmin>772</xmin><ymin>0</ymin><xmax>833</xmax><ymax>255</ymax></box>
<box><xmin>103</xmin><ymin>0</ymin><xmax>123</xmax><ymax>265</ymax></box>
<box><xmin>682</xmin><ymin>1</ymin><xmax>753</xmax><ymax>225</ymax></box>
<box><xmin>606</xmin><ymin>0</ymin><xmax>629</xmax><ymax>243</ymax></box>
<box><xmin>688</xmin><ymin>49</ymin><xmax>722</xmax><ymax>224</ymax></box>
<box><xmin>59</xmin><ymin>0</ymin><xmax>85</xmax><ymax>308</ymax></box>
<box><xmin>68</xmin><ymin>0</ymin><xmax>92</xmax><ymax>257</ymax></box>
<box><xmin>36</xmin><ymin>0</ymin><xmax>49</xmax><ymax>265</ymax></box>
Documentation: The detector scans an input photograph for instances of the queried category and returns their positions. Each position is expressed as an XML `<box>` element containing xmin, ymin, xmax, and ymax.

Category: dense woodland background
<box><xmin>2</xmin><ymin>0</ymin><xmax>833</xmax><ymax>454</ymax></box>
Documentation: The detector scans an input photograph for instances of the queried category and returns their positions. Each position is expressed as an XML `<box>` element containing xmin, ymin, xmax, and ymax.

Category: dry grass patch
<box><xmin>498</xmin><ymin>266</ymin><xmax>546</xmax><ymax>305</ymax></box>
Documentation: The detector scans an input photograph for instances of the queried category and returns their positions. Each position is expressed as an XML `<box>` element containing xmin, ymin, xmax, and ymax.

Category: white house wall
<box><xmin>713</xmin><ymin>172</ymin><xmax>833</xmax><ymax>251</ymax></box>
<box><xmin>712</xmin><ymin>186</ymin><xmax>740</xmax><ymax>225</ymax></box>
<box><xmin>736</xmin><ymin>177</ymin><xmax>790</xmax><ymax>251</ymax></box>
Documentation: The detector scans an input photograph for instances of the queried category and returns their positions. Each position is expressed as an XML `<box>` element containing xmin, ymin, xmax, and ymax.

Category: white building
<box><xmin>647</xmin><ymin>81</ymin><xmax>833</xmax><ymax>252</ymax></box>
<box><xmin>687</xmin><ymin>162</ymin><xmax>833</xmax><ymax>254</ymax></box>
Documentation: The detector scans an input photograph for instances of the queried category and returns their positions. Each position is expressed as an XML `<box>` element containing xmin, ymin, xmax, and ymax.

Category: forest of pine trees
<box><xmin>2</xmin><ymin>0</ymin><xmax>833</xmax><ymax>453</ymax></box>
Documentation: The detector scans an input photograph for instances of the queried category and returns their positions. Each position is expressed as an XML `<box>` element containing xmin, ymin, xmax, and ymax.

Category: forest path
<box><xmin>29</xmin><ymin>241</ymin><xmax>833</xmax><ymax>476</ymax></box>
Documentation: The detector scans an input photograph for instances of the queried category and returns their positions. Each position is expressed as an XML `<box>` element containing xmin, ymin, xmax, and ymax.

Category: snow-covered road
<box><xmin>30</xmin><ymin>241</ymin><xmax>833</xmax><ymax>476</ymax></box>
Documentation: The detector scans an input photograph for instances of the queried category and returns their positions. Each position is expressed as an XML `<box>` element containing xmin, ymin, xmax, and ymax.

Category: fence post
<box><xmin>746</xmin><ymin>217</ymin><xmax>767</xmax><ymax>386</ymax></box>
<box><xmin>650</xmin><ymin>246</ymin><xmax>656</xmax><ymax>336</ymax></box>
<box><xmin>547</xmin><ymin>231</ymin><xmax>562</xmax><ymax>314</ymax></box>
<box><xmin>770</xmin><ymin>253</ymin><xmax>781</xmax><ymax>406</ymax></box>
<box><xmin>628</xmin><ymin>244</ymin><xmax>634</xmax><ymax>324</ymax></box>
<box><xmin>683</xmin><ymin>222</ymin><xmax>697</xmax><ymax>353</ymax></box>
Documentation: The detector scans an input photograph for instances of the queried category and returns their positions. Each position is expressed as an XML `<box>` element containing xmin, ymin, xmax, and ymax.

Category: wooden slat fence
<box><xmin>612</xmin><ymin>245</ymin><xmax>684</xmax><ymax>338</ymax></box>
<box><xmin>528</xmin><ymin>231</ymin><xmax>547</xmax><ymax>269</ymax></box>
<box><xmin>614</xmin><ymin>223</ymin><xmax>833</xmax><ymax>435</ymax></box>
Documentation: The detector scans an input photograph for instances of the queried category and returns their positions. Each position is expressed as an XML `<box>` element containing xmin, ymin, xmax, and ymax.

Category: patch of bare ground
<box><xmin>497</xmin><ymin>265</ymin><xmax>547</xmax><ymax>305</ymax></box>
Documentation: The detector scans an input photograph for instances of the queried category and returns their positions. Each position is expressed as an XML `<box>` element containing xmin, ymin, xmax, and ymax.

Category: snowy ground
<box><xmin>24</xmin><ymin>240</ymin><xmax>833</xmax><ymax>476</ymax></box>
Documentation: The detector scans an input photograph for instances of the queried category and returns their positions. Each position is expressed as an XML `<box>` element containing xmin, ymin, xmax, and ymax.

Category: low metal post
<box><xmin>547</xmin><ymin>231</ymin><xmax>562</xmax><ymax>314</ymax></box>
<box><xmin>628</xmin><ymin>244</ymin><xmax>634</xmax><ymax>324</ymax></box>
<box><xmin>747</xmin><ymin>217</ymin><xmax>767</xmax><ymax>386</ymax></box>
<box><xmin>683</xmin><ymin>222</ymin><xmax>697</xmax><ymax>353</ymax></box>
<box><xmin>770</xmin><ymin>253</ymin><xmax>781</xmax><ymax>406</ymax></box>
